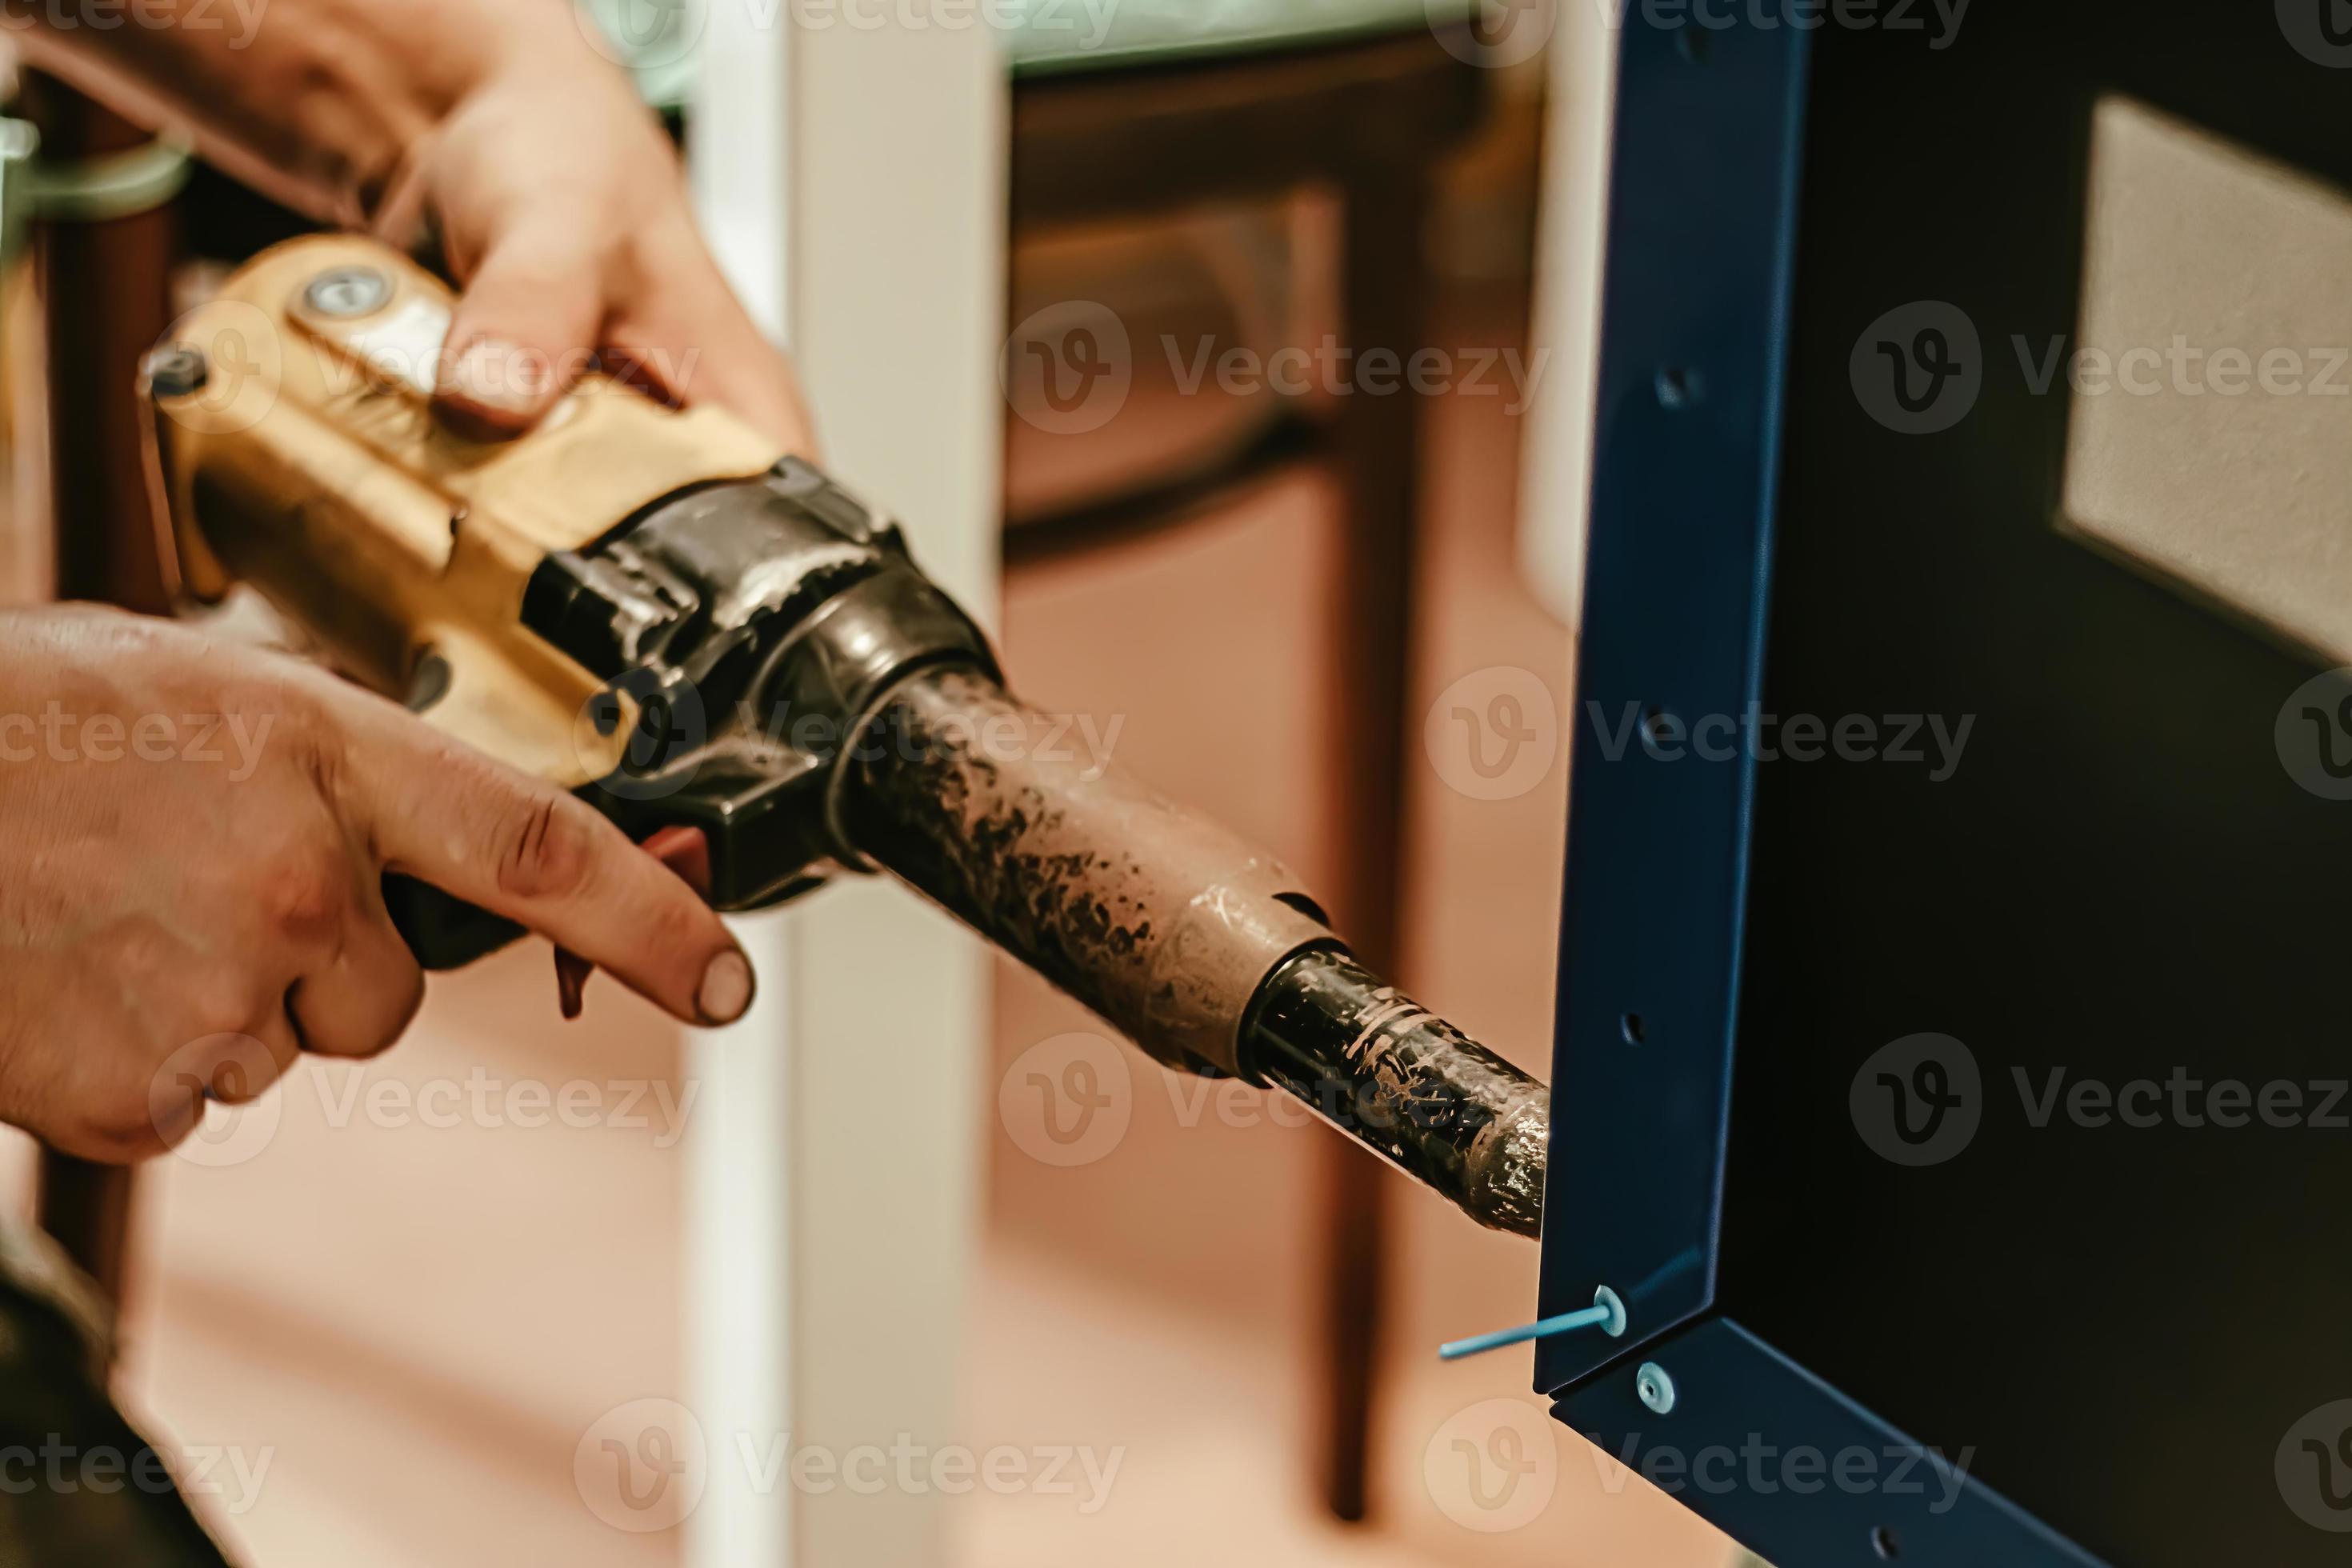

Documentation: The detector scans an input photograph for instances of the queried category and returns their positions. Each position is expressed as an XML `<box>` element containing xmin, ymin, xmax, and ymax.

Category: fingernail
<box><xmin>444</xmin><ymin>338</ymin><xmax>546</xmax><ymax>416</ymax></box>
<box><xmin>697</xmin><ymin>950</ymin><xmax>754</xmax><ymax>1026</ymax></box>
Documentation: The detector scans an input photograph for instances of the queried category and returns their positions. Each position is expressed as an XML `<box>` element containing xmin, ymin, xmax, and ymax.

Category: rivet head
<box><xmin>140</xmin><ymin>346</ymin><xmax>208</xmax><ymax>399</ymax></box>
<box><xmin>1635</xmin><ymin>1361</ymin><xmax>1677</xmax><ymax>1415</ymax></box>
<box><xmin>304</xmin><ymin>266</ymin><xmax>390</xmax><ymax>319</ymax></box>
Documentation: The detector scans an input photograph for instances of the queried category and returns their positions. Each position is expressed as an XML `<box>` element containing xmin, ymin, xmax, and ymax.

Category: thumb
<box><xmin>437</xmin><ymin>211</ymin><xmax>608</xmax><ymax>438</ymax></box>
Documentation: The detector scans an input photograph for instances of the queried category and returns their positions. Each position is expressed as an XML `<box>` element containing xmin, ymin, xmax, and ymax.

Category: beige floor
<box><xmin>0</xmin><ymin>198</ymin><xmax>1736</xmax><ymax>1568</ymax></box>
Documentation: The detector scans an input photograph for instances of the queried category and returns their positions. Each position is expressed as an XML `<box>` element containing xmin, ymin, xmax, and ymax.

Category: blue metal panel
<box><xmin>1534</xmin><ymin>16</ymin><xmax>1809</xmax><ymax>1394</ymax></box>
<box><xmin>1554</xmin><ymin>1318</ymin><xmax>2104</xmax><ymax>1568</ymax></box>
<box><xmin>1536</xmin><ymin>6</ymin><xmax>2350</xmax><ymax>1566</ymax></box>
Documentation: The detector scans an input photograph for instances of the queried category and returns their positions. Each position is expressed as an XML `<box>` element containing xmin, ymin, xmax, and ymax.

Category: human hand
<box><xmin>7</xmin><ymin>0</ymin><xmax>810</xmax><ymax>447</ymax></box>
<box><xmin>0</xmin><ymin>607</ymin><xmax>755</xmax><ymax>1162</ymax></box>
<box><xmin>392</xmin><ymin>56</ymin><xmax>814</xmax><ymax>449</ymax></box>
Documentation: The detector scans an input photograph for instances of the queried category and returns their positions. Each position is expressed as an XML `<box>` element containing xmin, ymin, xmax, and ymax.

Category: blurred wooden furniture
<box><xmin>1007</xmin><ymin>16</ymin><xmax>1486</xmax><ymax>1523</ymax></box>
<box><xmin>18</xmin><ymin>75</ymin><xmax>187</xmax><ymax>1312</ymax></box>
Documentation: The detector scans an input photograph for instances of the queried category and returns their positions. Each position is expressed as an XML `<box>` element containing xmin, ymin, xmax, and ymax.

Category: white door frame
<box><xmin>686</xmin><ymin>8</ymin><xmax>1007</xmax><ymax>1565</ymax></box>
<box><xmin>1518</xmin><ymin>2</ymin><xmax>1618</xmax><ymax>631</ymax></box>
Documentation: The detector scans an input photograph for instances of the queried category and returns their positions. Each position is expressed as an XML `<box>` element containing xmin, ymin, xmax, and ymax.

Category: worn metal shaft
<box><xmin>837</xmin><ymin>664</ymin><xmax>1548</xmax><ymax>1237</ymax></box>
<box><xmin>1242</xmin><ymin>950</ymin><xmax>1547</xmax><ymax>1238</ymax></box>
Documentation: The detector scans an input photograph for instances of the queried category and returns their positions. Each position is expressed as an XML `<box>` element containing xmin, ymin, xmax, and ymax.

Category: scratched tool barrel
<box><xmin>835</xmin><ymin>665</ymin><xmax>1549</xmax><ymax>1238</ymax></box>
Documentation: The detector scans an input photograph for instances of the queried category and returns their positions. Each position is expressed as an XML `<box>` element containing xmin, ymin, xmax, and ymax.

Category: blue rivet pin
<box><xmin>1440</xmin><ymin>1285</ymin><xmax>1627</xmax><ymax>1361</ymax></box>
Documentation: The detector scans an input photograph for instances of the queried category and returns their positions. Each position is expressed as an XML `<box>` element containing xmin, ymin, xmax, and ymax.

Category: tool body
<box><xmin>139</xmin><ymin>236</ymin><xmax>1548</xmax><ymax>1235</ymax></box>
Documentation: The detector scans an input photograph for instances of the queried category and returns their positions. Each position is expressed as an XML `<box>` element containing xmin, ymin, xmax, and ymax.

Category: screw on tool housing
<box><xmin>303</xmin><ymin>266</ymin><xmax>390</xmax><ymax>319</ymax></box>
<box><xmin>141</xmin><ymin>346</ymin><xmax>207</xmax><ymax>399</ymax></box>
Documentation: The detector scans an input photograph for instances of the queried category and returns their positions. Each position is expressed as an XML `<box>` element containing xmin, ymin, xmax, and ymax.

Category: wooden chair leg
<box><xmin>22</xmin><ymin>75</ymin><xmax>184</xmax><ymax>1314</ymax></box>
<box><xmin>1316</xmin><ymin>162</ymin><xmax>1430</xmax><ymax>1524</ymax></box>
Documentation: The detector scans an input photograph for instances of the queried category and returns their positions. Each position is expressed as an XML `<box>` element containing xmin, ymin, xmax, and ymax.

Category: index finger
<box><xmin>335</xmin><ymin>707</ymin><xmax>754</xmax><ymax>1026</ymax></box>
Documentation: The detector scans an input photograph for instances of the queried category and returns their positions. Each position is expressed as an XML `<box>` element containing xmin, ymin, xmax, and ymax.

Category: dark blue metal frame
<box><xmin>1536</xmin><ymin>15</ymin><xmax>1807</xmax><ymax>1394</ymax></box>
<box><xmin>1535</xmin><ymin>16</ymin><xmax>2100</xmax><ymax>1567</ymax></box>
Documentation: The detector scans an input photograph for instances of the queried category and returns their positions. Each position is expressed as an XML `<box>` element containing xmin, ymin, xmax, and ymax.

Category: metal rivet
<box><xmin>404</xmin><ymin>650</ymin><xmax>452</xmax><ymax>714</ymax></box>
<box><xmin>1655</xmin><ymin>366</ymin><xmax>1699</xmax><ymax>408</ymax></box>
<box><xmin>142</xmin><ymin>345</ymin><xmax>208</xmax><ymax>398</ymax></box>
<box><xmin>304</xmin><ymin>266</ymin><xmax>390</xmax><ymax>319</ymax></box>
<box><xmin>1593</xmin><ymin>1286</ymin><xmax>1627</xmax><ymax>1338</ymax></box>
<box><xmin>1635</xmin><ymin>1361</ymin><xmax>1677</xmax><ymax>1414</ymax></box>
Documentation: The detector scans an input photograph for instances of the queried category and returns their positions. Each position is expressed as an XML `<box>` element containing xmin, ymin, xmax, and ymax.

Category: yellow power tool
<box><xmin>138</xmin><ymin>234</ymin><xmax>1548</xmax><ymax>1236</ymax></box>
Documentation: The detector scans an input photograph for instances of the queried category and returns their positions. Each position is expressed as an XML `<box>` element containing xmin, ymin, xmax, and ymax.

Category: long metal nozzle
<box><xmin>1242</xmin><ymin>949</ymin><xmax>1546</xmax><ymax>1238</ymax></box>
<box><xmin>836</xmin><ymin>664</ymin><xmax>1548</xmax><ymax>1237</ymax></box>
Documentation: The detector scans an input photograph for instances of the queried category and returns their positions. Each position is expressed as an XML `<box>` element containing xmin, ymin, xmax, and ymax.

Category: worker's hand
<box><xmin>0</xmin><ymin>607</ymin><xmax>756</xmax><ymax>1164</ymax></box>
<box><xmin>394</xmin><ymin>59</ymin><xmax>814</xmax><ymax>450</ymax></box>
<box><xmin>6</xmin><ymin>1</ymin><xmax>809</xmax><ymax>446</ymax></box>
